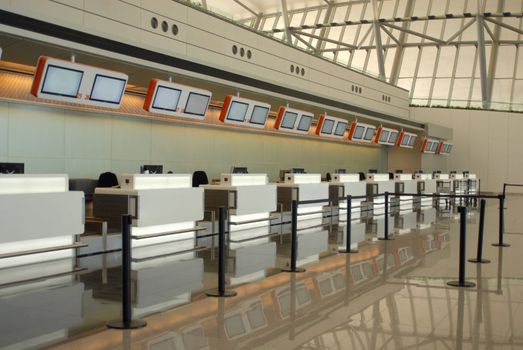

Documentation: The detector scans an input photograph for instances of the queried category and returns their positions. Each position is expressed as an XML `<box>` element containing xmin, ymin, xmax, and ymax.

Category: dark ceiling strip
<box><xmin>0</xmin><ymin>9</ymin><xmax>424</xmax><ymax>129</ymax></box>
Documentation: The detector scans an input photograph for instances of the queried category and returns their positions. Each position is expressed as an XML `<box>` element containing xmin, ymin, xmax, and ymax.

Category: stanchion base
<box><xmin>377</xmin><ymin>237</ymin><xmax>394</xmax><ymax>241</ymax></box>
<box><xmin>281</xmin><ymin>267</ymin><xmax>306</xmax><ymax>273</ymax></box>
<box><xmin>447</xmin><ymin>280</ymin><xmax>476</xmax><ymax>288</ymax></box>
<box><xmin>107</xmin><ymin>319</ymin><xmax>147</xmax><ymax>329</ymax></box>
<box><xmin>205</xmin><ymin>289</ymin><xmax>237</xmax><ymax>298</ymax></box>
<box><xmin>468</xmin><ymin>258</ymin><xmax>491</xmax><ymax>264</ymax></box>
<box><xmin>492</xmin><ymin>243</ymin><xmax>511</xmax><ymax>247</ymax></box>
<box><xmin>338</xmin><ymin>248</ymin><xmax>359</xmax><ymax>254</ymax></box>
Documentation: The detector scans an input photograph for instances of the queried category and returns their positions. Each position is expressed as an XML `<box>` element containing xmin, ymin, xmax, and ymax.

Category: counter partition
<box><xmin>393</xmin><ymin>173</ymin><xmax>416</xmax><ymax>212</ymax></box>
<box><xmin>366</xmin><ymin>173</ymin><xmax>394</xmax><ymax>215</ymax></box>
<box><xmin>414</xmin><ymin>173</ymin><xmax>436</xmax><ymax>207</ymax></box>
<box><xmin>329</xmin><ymin>173</ymin><xmax>366</xmax><ymax>220</ymax></box>
<box><xmin>0</xmin><ymin>174</ymin><xmax>84</xmax><ymax>271</ymax></box>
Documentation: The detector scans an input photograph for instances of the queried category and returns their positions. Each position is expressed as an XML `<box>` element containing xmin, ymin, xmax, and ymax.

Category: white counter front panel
<box><xmin>235</xmin><ymin>185</ymin><xmax>277</xmax><ymax>216</ymax></box>
<box><xmin>136</xmin><ymin>188</ymin><xmax>204</xmax><ymax>227</ymax></box>
<box><xmin>0</xmin><ymin>192</ymin><xmax>84</xmax><ymax>244</ymax></box>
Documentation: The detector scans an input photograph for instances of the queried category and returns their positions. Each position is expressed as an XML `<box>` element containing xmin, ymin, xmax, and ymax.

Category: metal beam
<box><xmin>445</xmin><ymin>18</ymin><xmax>477</xmax><ymax>44</ymax></box>
<box><xmin>486</xmin><ymin>0</ymin><xmax>504</xmax><ymax>104</ymax></box>
<box><xmin>295</xmin><ymin>30</ymin><xmax>356</xmax><ymax>49</ymax></box>
<box><xmin>280</xmin><ymin>0</ymin><xmax>293</xmax><ymax>44</ymax></box>
<box><xmin>382</xmin><ymin>22</ymin><xmax>445</xmax><ymax>45</ymax></box>
<box><xmin>292</xmin><ymin>32</ymin><xmax>318</xmax><ymax>51</ymax></box>
<box><xmin>315</xmin><ymin>0</ymin><xmax>335</xmax><ymax>53</ymax></box>
<box><xmin>484</xmin><ymin>17</ymin><xmax>523</xmax><ymax>36</ymax></box>
<box><xmin>390</xmin><ymin>0</ymin><xmax>414</xmax><ymax>85</ymax></box>
<box><xmin>371</xmin><ymin>0</ymin><xmax>386</xmax><ymax>80</ymax></box>
<box><xmin>380</xmin><ymin>25</ymin><xmax>401</xmax><ymax>46</ymax></box>
<box><xmin>233</xmin><ymin>0</ymin><xmax>258</xmax><ymax>17</ymax></box>
<box><xmin>476</xmin><ymin>2</ymin><xmax>490</xmax><ymax>108</ymax></box>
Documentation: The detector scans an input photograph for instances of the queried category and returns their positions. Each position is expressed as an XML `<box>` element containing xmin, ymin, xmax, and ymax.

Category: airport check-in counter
<box><xmin>0</xmin><ymin>174</ymin><xmax>84</xmax><ymax>272</ymax></box>
<box><xmin>433</xmin><ymin>173</ymin><xmax>452</xmax><ymax>206</ymax></box>
<box><xmin>414</xmin><ymin>173</ymin><xmax>436</xmax><ymax>207</ymax></box>
<box><xmin>277</xmin><ymin>173</ymin><xmax>329</xmax><ymax>227</ymax></box>
<box><xmin>464</xmin><ymin>172</ymin><xmax>478</xmax><ymax>195</ymax></box>
<box><xmin>365</xmin><ymin>173</ymin><xmax>394</xmax><ymax>215</ymax></box>
<box><xmin>329</xmin><ymin>173</ymin><xmax>366</xmax><ymax>220</ymax></box>
<box><xmin>93</xmin><ymin>174</ymin><xmax>203</xmax><ymax>250</ymax></box>
<box><xmin>203</xmin><ymin>174</ymin><xmax>277</xmax><ymax>284</ymax></box>
<box><xmin>450</xmin><ymin>172</ymin><xmax>466</xmax><ymax>198</ymax></box>
<box><xmin>393</xmin><ymin>173</ymin><xmax>416</xmax><ymax>212</ymax></box>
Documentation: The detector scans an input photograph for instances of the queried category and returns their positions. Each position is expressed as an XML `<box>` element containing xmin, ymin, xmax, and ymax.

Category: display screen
<box><xmin>151</xmin><ymin>86</ymin><xmax>182</xmax><ymax>111</ymax></box>
<box><xmin>321</xmin><ymin>119</ymin><xmax>335</xmax><ymax>134</ymax></box>
<box><xmin>334</xmin><ymin>122</ymin><xmax>347</xmax><ymax>136</ymax></box>
<box><xmin>388</xmin><ymin>131</ymin><xmax>399</xmax><ymax>144</ymax></box>
<box><xmin>185</xmin><ymin>92</ymin><xmax>210</xmax><ymax>116</ymax></box>
<box><xmin>424</xmin><ymin>141</ymin><xmax>433</xmax><ymax>152</ymax></box>
<box><xmin>249</xmin><ymin>105</ymin><xmax>269</xmax><ymax>125</ymax></box>
<box><xmin>281</xmin><ymin>111</ymin><xmax>298</xmax><ymax>129</ymax></box>
<box><xmin>431</xmin><ymin>142</ymin><xmax>439</xmax><ymax>152</ymax></box>
<box><xmin>408</xmin><ymin>135</ymin><xmax>417</xmax><ymax>146</ymax></box>
<box><xmin>41</xmin><ymin>65</ymin><xmax>83</xmax><ymax>98</ymax></box>
<box><xmin>227</xmin><ymin>101</ymin><xmax>249</xmax><ymax>122</ymax></box>
<box><xmin>446</xmin><ymin>144</ymin><xmax>453</xmax><ymax>153</ymax></box>
<box><xmin>363</xmin><ymin>127</ymin><xmax>375</xmax><ymax>141</ymax></box>
<box><xmin>379</xmin><ymin>130</ymin><xmax>390</xmax><ymax>143</ymax></box>
<box><xmin>297</xmin><ymin>115</ymin><xmax>313</xmax><ymax>132</ymax></box>
<box><xmin>401</xmin><ymin>134</ymin><xmax>410</xmax><ymax>146</ymax></box>
<box><xmin>90</xmin><ymin>74</ymin><xmax>126</xmax><ymax>104</ymax></box>
<box><xmin>353</xmin><ymin>125</ymin><xmax>365</xmax><ymax>139</ymax></box>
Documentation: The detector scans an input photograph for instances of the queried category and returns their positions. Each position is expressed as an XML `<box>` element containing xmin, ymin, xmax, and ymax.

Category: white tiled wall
<box><xmin>410</xmin><ymin>107</ymin><xmax>523</xmax><ymax>193</ymax></box>
<box><xmin>0</xmin><ymin>102</ymin><xmax>388</xmax><ymax>181</ymax></box>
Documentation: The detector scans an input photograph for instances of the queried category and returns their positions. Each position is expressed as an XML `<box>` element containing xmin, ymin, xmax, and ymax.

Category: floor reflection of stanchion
<box><xmin>218</xmin><ymin>297</ymin><xmax>226</xmax><ymax>349</ymax></box>
<box><xmin>378</xmin><ymin>192</ymin><xmax>393</xmax><ymax>241</ymax></box>
<box><xmin>496</xmin><ymin>247</ymin><xmax>504</xmax><ymax>295</ymax></box>
<box><xmin>472</xmin><ymin>263</ymin><xmax>483</xmax><ymax>350</ymax></box>
<box><xmin>345</xmin><ymin>254</ymin><xmax>350</xmax><ymax>306</ymax></box>
<box><xmin>289</xmin><ymin>273</ymin><xmax>297</xmax><ymax>341</ymax></box>
<box><xmin>455</xmin><ymin>288</ymin><xmax>465</xmax><ymax>350</ymax></box>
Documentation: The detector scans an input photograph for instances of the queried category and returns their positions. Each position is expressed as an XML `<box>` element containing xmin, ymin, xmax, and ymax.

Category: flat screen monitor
<box><xmin>353</xmin><ymin>125</ymin><xmax>365</xmax><ymax>139</ymax></box>
<box><xmin>249</xmin><ymin>105</ymin><xmax>269</xmax><ymax>125</ymax></box>
<box><xmin>408</xmin><ymin>135</ymin><xmax>417</xmax><ymax>146</ymax></box>
<box><xmin>281</xmin><ymin>111</ymin><xmax>298</xmax><ymax>129</ymax></box>
<box><xmin>321</xmin><ymin>119</ymin><xmax>335</xmax><ymax>134</ymax></box>
<box><xmin>430</xmin><ymin>142</ymin><xmax>439</xmax><ymax>152</ymax></box>
<box><xmin>424</xmin><ymin>141</ymin><xmax>432</xmax><ymax>152</ymax></box>
<box><xmin>379</xmin><ymin>130</ymin><xmax>390</xmax><ymax>143</ymax></box>
<box><xmin>363</xmin><ymin>128</ymin><xmax>375</xmax><ymax>141</ymax></box>
<box><xmin>334</xmin><ymin>122</ymin><xmax>347</xmax><ymax>136</ymax></box>
<box><xmin>297</xmin><ymin>115</ymin><xmax>313</xmax><ymax>132</ymax></box>
<box><xmin>291</xmin><ymin>168</ymin><xmax>305</xmax><ymax>174</ymax></box>
<box><xmin>41</xmin><ymin>65</ymin><xmax>83</xmax><ymax>98</ymax></box>
<box><xmin>0</xmin><ymin>162</ymin><xmax>24</xmax><ymax>174</ymax></box>
<box><xmin>90</xmin><ymin>74</ymin><xmax>126</xmax><ymax>104</ymax></box>
<box><xmin>335</xmin><ymin>168</ymin><xmax>346</xmax><ymax>174</ymax></box>
<box><xmin>401</xmin><ymin>134</ymin><xmax>410</xmax><ymax>146</ymax></box>
<box><xmin>140</xmin><ymin>165</ymin><xmax>163</xmax><ymax>174</ymax></box>
<box><xmin>447</xmin><ymin>144</ymin><xmax>453</xmax><ymax>153</ymax></box>
<box><xmin>227</xmin><ymin>101</ymin><xmax>249</xmax><ymax>122</ymax></box>
<box><xmin>152</xmin><ymin>86</ymin><xmax>182</xmax><ymax>112</ymax></box>
<box><xmin>185</xmin><ymin>92</ymin><xmax>210</xmax><ymax>117</ymax></box>
<box><xmin>231</xmin><ymin>166</ymin><xmax>248</xmax><ymax>174</ymax></box>
<box><xmin>368</xmin><ymin>169</ymin><xmax>378</xmax><ymax>174</ymax></box>
<box><xmin>388</xmin><ymin>131</ymin><xmax>398</xmax><ymax>144</ymax></box>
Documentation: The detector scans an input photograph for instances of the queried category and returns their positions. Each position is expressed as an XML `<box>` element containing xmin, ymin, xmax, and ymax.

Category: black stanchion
<box><xmin>339</xmin><ymin>195</ymin><xmax>358</xmax><ymax>254</ymax></box>
<box><xmin>468</xmin><ymin>199</ymin><xmax>490</xmax><ymax>264</ymax></box>
<box><xmin>206</xmin><ymin>207</ymin><xmax>237</xmax><ymax>297</ymax></box>
<box><xmin>107</xmin><ymin>215</ymin><xmax>147</xmax><ymax>329</ymax></box>
<box><xmin>378</xmin><ymin>192</ymin><xmax>393</xmax><ymax>240</ymax></box>
<box><xmin>492</xmin><ymin>195</ymin><xmax>510</xmax><ymax>247</ymax></box>
<box><xmin>282</xmin><ymin>200</ymin><xmax>305</xmax><ymax>273</ymax></box>
<box><xmin>447</xmin><ymin>207</ymin><xmax>476</xmax><ymax>288</ymax></box>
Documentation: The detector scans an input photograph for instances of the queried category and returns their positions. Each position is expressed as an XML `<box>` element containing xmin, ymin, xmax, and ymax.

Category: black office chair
<box><xmin>192</xmin><ymin>171</ymin><xmax>209</xmax><ymax>187</ymax></box>
<box><xmin>325</xmin><ymin>172</ymin><xmax>332</xmax><ymax>181</ymax></box>
<box><xmin>358</xmin><ymin>172</ymin><xmax>366</xmax><ymax>181</ymax></box>
<box><xmin>97</xmin><ymin>172</ymin><xmax>119</xmax><ymax>188</ymax></box>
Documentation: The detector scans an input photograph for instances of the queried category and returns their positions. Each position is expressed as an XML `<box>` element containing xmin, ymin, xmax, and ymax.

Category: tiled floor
<box><xmin>2</xmin><ymin>197</ymin><xmax>523</xmax><ymax>349</ymax></box>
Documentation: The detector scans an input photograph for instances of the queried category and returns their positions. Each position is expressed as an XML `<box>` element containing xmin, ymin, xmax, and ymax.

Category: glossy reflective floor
<box><xmin>2</xmin><ymin>197</ymin><xmax>523</xmax><ymax>350</ymax></box>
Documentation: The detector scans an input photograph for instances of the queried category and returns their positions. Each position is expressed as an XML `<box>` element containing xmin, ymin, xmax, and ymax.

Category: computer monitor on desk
<box><xmin>291</xmin><ymin>168</ymin><xmax>305</xmax><ymax>174</ymax></box>
<box><xmin>335</xmin><ymin>168</ymin><xmax>346</xmax><ymax>174</ymax></box>
<box><xmin>0</xmin><ymin>162</ymin><xmax>24</xmax><ymax>174</ymax></box>
<box><xmin>140</xmin><ymin>165</ymin><xmax>163</xmax><ymax>174</ymax></box>
<box><xmin>231</xmin><ymin>166</ymin><xmax>248</xmax><ymax>174</ymax></box>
